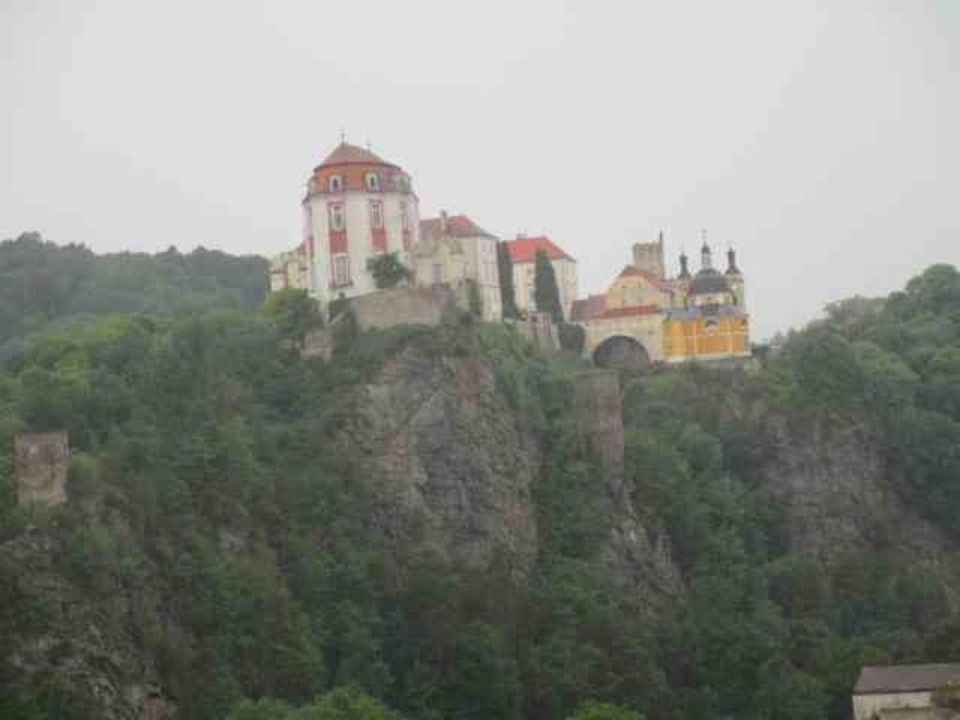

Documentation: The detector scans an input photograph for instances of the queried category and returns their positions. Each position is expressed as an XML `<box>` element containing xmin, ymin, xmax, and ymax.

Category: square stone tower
<box><xmin>14</xmin><ymin>432</ymin><xmax>69</xmax><ymax>507</ymax></box>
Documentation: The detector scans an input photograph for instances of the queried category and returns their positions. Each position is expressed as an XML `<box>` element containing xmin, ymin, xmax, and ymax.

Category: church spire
<box><xmin>699</xmin><ymin>229</ymin><xmax>712</xmax><ymax>271</ymax></box>
<box><xmin>726</xmin><ymin>247</ymin><xmax>741</xmax><ymax>275</ymax></box>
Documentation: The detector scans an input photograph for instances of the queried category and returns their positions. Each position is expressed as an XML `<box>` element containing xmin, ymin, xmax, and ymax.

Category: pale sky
<box><xmin>2</xmin><ymin>1</ymin><xmax>957</xmax><ymax>339</ymax></box>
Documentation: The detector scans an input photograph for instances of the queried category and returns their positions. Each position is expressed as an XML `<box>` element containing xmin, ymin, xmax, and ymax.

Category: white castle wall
<box><xmin>306</xmin><ymin>190</ymin><xmax>419</xmax><ymax>309</ymax></box>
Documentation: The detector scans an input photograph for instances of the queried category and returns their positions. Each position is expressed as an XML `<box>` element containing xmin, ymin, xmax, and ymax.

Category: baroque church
<box><xmin>571</xmin><ymin>234</ymin><xmax>750</xmax><ymax>367</ymax></box>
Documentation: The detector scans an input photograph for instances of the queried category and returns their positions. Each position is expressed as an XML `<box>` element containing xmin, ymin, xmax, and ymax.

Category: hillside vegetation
<box><xmin>0</xmin><ymin>237</ymin><xmax>959</xmax><ymax>720</ymax></box>
<box><xmin>0</xmin><ymin>233</ymin><xmax>268</xmax><ymax>361</ymax></box>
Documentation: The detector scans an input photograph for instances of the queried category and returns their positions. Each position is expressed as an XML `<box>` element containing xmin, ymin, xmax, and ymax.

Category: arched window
<box><xmin>369</xmin><ymin>200</ymin><xmax>383</xmax><ymax>229</ymax></box>
<box><xmin>328</xmin><ymin>202</ymin><xmax>345</xmax><ymax>231</ymax></box>
<box><xmin>365</xmin><ymin>172</ymin><xmax>380</xmax><ymax>191</ymax></box>
<box><xmin>328</xmin><ymin>175</ymin><xmax>343</xmax><ymax>192</ymax></box>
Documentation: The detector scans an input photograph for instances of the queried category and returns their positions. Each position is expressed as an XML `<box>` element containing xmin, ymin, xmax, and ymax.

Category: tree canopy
<box><xmin>1</xmin><ymin>251</ymin><xmax>959</xmax><ymax>720</ymax></box>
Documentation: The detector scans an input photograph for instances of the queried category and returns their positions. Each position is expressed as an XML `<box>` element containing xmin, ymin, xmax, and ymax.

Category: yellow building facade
<box><xmin>571</xmin><ymin>236</ymin><xmax>750</xmax><ymax>368</ymax></box>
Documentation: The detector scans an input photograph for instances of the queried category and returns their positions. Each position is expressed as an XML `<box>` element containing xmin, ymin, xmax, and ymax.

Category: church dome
<box><xmin>689</xmin><ymin>268</ymin><xmax>731</xmax><ymax>295</ymax></box>
<box><xmin>308</xmin><ymin>142</ymin><xmax>413</xmax><ymax>196</ymax></box>
<box><xmin>314</xmin><ymin>142</ymin><xmax>400</xmax><ymax>172</ymax></box>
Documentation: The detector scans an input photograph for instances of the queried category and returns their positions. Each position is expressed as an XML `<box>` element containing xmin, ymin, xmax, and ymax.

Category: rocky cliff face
<box><xmin>761</xmin><ymin>416</ymin><xmax>960</xmax><ymax>603</ymax></box>
<box><xmin>344</xmin><ymin>343</ymin><xmax>541</xmax><ymax>574</ymax></box>
<box><xmin>335</xmin><ymin>340</ymin><xmax>679</xmax><ymax>607</ymax></box>
<box><xmin>1</xmin><ymin>522</ymin><xmax>174</xmax><ymax>719</ymax></box>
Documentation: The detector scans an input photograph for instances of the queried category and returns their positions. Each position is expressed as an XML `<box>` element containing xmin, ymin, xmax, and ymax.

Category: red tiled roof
<box><xmin>598</xmin><ymin>304</ymin><xmax>661</xmax><ymax>319</ymax></box>
<box><xmin>421</xmin><ymin>214</ymin><xmax>496</xmax><ymax>240</ymax></box>
<box><xmin>505</xmin><ymin>236</ymin><xmax>575</xmax><ymax>264</ymax></box>
<box><xmin>316</xmin><ymin>142</ymin><xmax>398</xmax><ymax>169</ymax></box>
<box><xmin>570</xmin><ymin>294</ymin><xmax>607</xmax><ymax>322</ymax></box>
<box><xmin>617</xmin><ymin>265</ymin><xmax>674</xmax><ymax>292</ymax></box>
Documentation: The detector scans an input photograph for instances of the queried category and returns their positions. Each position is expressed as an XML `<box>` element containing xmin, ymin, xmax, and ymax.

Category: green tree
<box><xmin>570</xmin><ymin>700</ymin><xmax>646</xmax><ymax>720</ymax></box>
<box><xmin>533</xmin><ymin>249</ymin><xmax>563</xmax><ymax>322</ymax></box>
<box><xmin>496</xmin><ymin>242</ymin><xmax>520</xmax><ymax>319</ymax></box>
<box><xmin>437</xmin><ymin>623</ymin><xmax>521</xmax><ymax>720</ymax></box>
<box><xmin>558</xmin><ymin>323</ymin><xmax>585</xmax><ymax>354</ymax></box>
<box><xmin>229</xmin><ymin>689</ymin><xmax>404</xmax><ymax>720</ymax></box>
<box><xmin>264</xmin><ymin>289</ymin><xmax>322</xmax><ymax>346</ymax></box>
<box><xmin>366</xmin><ymin>253</ymin><xmax>412</xmax><ymax>290</ymax></box>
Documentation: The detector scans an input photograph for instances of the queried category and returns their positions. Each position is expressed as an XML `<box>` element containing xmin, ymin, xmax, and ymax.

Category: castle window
<box><xmin>369</xmin><ymin>201</ymin><xmax>384</xmax><ymax>229</ymax></box>
<box><xmin>365</xmin><ymin>172</ymin><xmax>380</xmax><ymax>191</ymax></box>
<box><xmin>332</xmin><ymin>254</ymin><xmax>351</xmax><ymax>286</ymax></box>
<box><xmin>328</xmin><ymin>175</ymin><xmax>343</xmax><ymax>192</ymax></box>
<box><xmin>329</xmin><ymin>202</ymin><xmax>345</xmax><ymax>231</ymax></box>
<box><xmin>399</xmin><ymin>201</ymin><xmax>410</xmax><ymax>231</ymax></box>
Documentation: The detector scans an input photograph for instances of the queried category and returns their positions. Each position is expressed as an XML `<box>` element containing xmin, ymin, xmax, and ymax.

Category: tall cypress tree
<box><xmin>496</xmin><ymin>242</ymin><xmax>520</xmax><ymax>319</ymax></box>
<box><xmin>534</xmin><ymin>249</ymin><xmax>564</xmax><ymax>322</ymax></box>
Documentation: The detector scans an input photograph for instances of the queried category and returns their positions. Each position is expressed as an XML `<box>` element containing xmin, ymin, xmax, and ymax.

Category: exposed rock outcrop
<box><xmin>761</xmin><ymin>416</ymin><xmax>960</xmax><ymax>603</ymax></box>
<box><xmin>338</xmin><ymin>340</ymin><xmax>680</xmax><ymax>609</ymax></box>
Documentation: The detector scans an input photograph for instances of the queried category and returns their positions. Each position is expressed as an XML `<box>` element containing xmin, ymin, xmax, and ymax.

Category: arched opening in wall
<box><xmin>592</xmin><ymin>335</ymin><xmax>651</xmax><ymax>371</ymax></box>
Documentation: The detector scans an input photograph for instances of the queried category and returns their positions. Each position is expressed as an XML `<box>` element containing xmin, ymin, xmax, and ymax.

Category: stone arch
<box><xmin>592</xmin><ymin>335</ymin><xmax>651</xmax><ymax>371</ymax></box>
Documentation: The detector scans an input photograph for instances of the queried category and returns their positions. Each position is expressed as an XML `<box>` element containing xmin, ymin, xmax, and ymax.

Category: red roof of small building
<box><xmin>597</xmin><ymin>304</ymin><xmax>661</xmax><ymax>319</ymax></box>
<box><xmin>505</xmin><ymin>236</ymin><xmax>575</xmax><ymax>264</ymax></box>
<box><xmin>570</xmin><ymin>294</ymin><xmax>607</xmax><ymax>322</ymax></box>
<box><xmin>421</xmin><ymin>214</ymin><xmax>496</xmax><ymax>240</ymax></box>
<box><xmin>570</xmin><ymin>294</ymin><xmax>662</xmax><ymax>322</ymax></box>
<box><xmin>616</xmin><ymin>265</ymin><xmax>674</xmax><ymax>293</ymax></box>
<box><xmin>316</xmin><ymin>142</ymin><xmax>399</xmax><ymax>170</ymax></box>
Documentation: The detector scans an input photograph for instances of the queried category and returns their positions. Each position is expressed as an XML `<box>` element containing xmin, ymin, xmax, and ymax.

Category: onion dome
<box><xmin>689</xmin><ymin>267</ymin><xmax>731</xmax><ymax>295</ymax></box>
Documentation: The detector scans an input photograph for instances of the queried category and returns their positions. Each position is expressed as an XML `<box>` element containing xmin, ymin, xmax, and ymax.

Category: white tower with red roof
<box><xmin>296</xmin><ymin>142</ymin><xmax>420</xmax><ymax>309</ymax></box>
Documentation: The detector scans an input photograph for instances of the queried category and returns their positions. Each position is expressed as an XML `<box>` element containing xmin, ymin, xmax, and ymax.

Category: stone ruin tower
<box><xmin>14</xmin><ymin>431</ymin><xmax>69</xmax><ymax>507</ymax></box>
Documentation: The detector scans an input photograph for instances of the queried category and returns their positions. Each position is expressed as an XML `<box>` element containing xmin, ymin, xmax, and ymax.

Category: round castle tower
<box><xmin>301</xmin><ymin>142</ymin><xmax>420</xmax><ymax>310</ymax></box>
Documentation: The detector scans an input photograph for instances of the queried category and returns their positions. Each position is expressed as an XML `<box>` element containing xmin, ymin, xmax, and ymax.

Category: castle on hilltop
<box><xmin>270</xmin><ymin>141</ymin><xmax>750</xmax><ymax>367</ymax></box>
<box><xmin>270</xmin><ymin>143</ymin><xmax>421</xmax><ymax>308</ymax></box>
<box><xmin>571</xmin><ymin>233</ymin><xmax>750</xmax><ymax>367</ymax></box>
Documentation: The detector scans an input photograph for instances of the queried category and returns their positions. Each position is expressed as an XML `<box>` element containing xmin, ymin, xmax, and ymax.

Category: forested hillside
<box><xmin>0</xmin><ymin>233</ymin><xmax>268</xmax><ymax>361</ymax></box>
<box><xmin>0</xmin><ymin>244</ymin><xmax>958</xmax><ymax>719</ymax></box>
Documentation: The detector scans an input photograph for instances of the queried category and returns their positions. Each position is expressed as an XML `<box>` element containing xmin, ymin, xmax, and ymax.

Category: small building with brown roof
<box><xmin>415</xmin><ymin>212</ymin><xmax>502</xmax><ymax>321</ymax></box>
<box><xmin>853</xmin><ymin>664</ymin><xmax>960</xmax><ymax>719</ymax></box>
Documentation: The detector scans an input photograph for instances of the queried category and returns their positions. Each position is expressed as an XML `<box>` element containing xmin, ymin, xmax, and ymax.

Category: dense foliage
<box><xmin>558</xmin><ymin>323</ymin><xmax>586</xmax><ymax>354</ymax></box>
<box><xmin>366</xmin><ymin>253</ymin><xmax>413</xmax><ymax>290</ymax></box>
<box><xmin>1</xmin><ymin>246</ymin><xmax>959</xmax><ymax>719</ymax></box>
<box><xmin>0</xmin><ymin>232</ymin><xmax>268</xmax><ymax>360</ymax></box>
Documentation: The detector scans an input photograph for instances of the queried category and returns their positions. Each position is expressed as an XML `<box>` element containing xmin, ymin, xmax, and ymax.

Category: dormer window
<box><xmin>328</xmin><ymin>175</ymin><xmax>343</xmax><ymax>192</ymax></box>
<box><xmin>365</xmin><ymin>172</ymin><xmax>380</xmax><ymax>191</ymax></box>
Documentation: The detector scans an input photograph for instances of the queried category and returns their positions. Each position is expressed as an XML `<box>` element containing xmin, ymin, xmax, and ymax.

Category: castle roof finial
<box><xmin>339</xmin><ymin>127</ymin><xmax>346</xmax><ymax>144</ymax></box>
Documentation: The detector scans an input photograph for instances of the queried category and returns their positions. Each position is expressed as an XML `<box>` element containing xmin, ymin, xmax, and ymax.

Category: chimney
<box><xmin>440</xmin><ymin>210</ymin><xmax>448</xmax><ymax>233</ymax></box>
<box><xmin>516</xmin><ymin>232</ymin><xmax>527</xmax><ymax>240</ymax></box>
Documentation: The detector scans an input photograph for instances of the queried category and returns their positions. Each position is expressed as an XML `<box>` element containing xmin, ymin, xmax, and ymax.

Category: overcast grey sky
<box><xmin>2</xmin><ymin>1</ymin><xmax>957</xmax><ymax>338</ymax></box>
